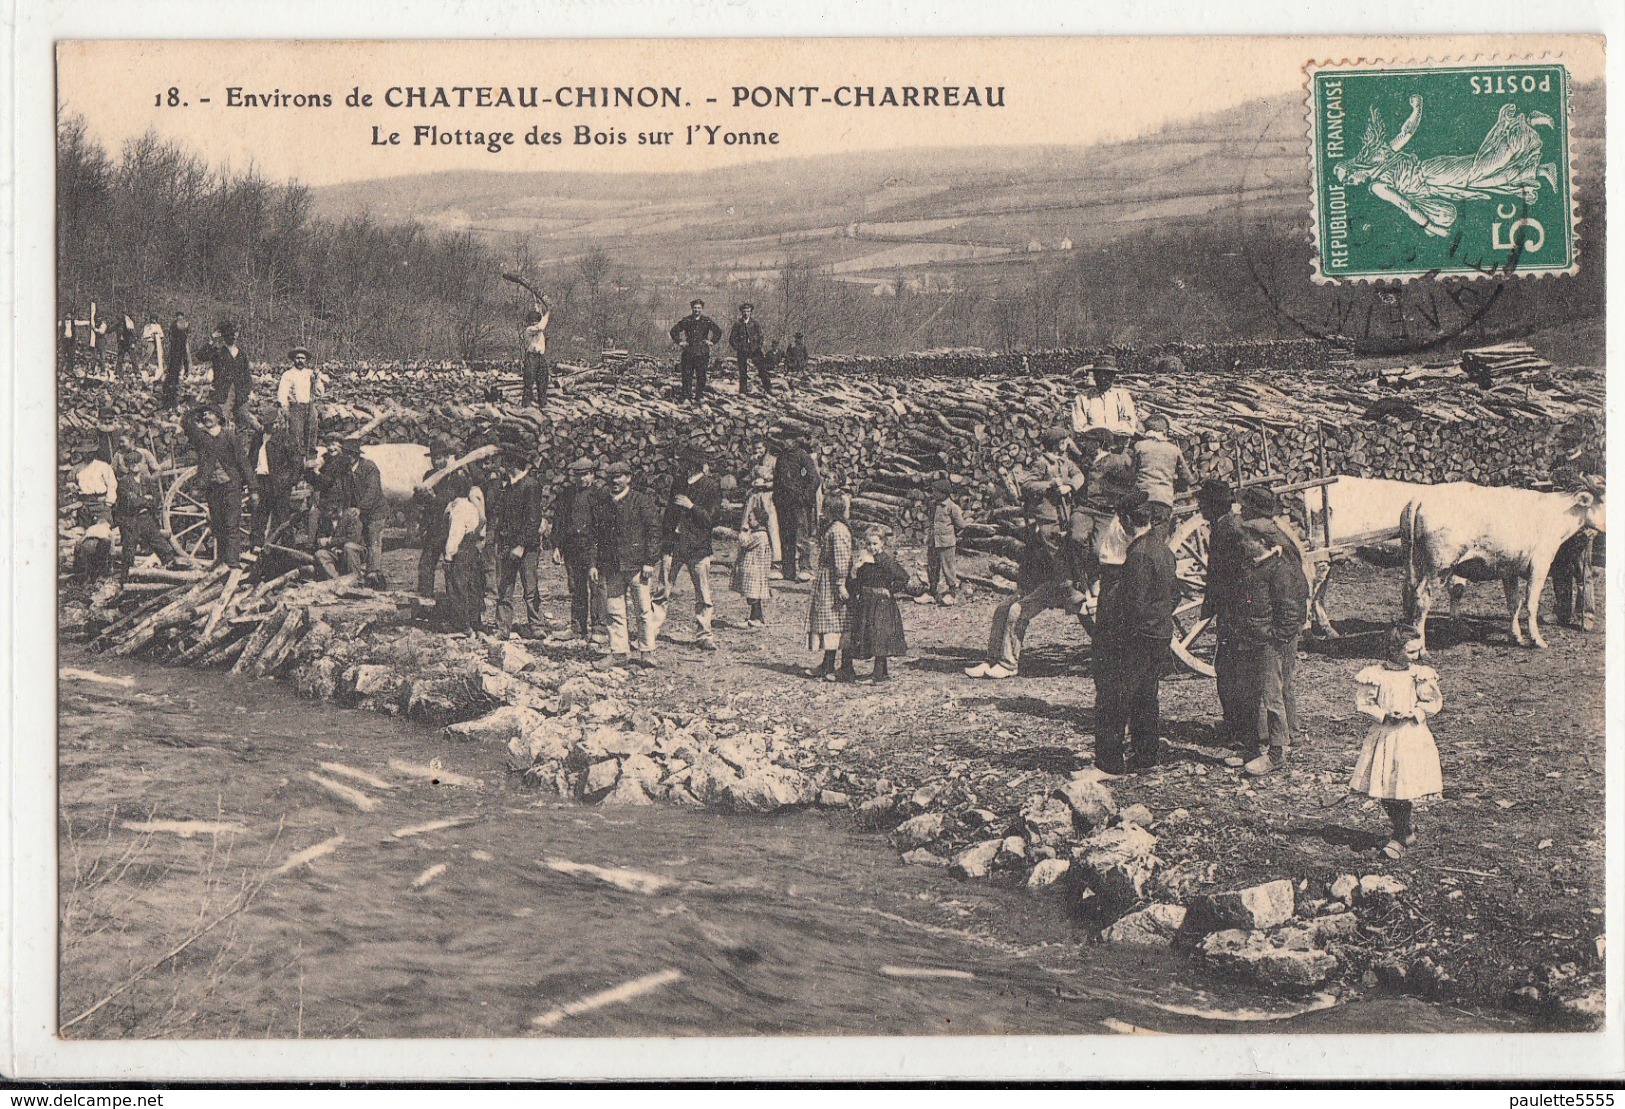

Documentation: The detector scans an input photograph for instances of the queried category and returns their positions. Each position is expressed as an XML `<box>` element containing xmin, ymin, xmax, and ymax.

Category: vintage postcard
<box><xmin>8</xmin><ymin>22</ymin><xmax>1619</xmax><ymax>1083</ymax></box>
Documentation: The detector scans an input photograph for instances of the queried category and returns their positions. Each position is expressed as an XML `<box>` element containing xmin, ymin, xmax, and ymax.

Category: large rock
<box><xmin>1358</xmin><ymin>874</ymin><xmax>1408</xmax><ymax>906</ymax></box>
<box><xmin>580</xmin><ymin>758</ymin><xmax>622</xmax><ymax>798</ymax></box>
<box><xmin>586</xmin><ymin>697</ymin><xmax>632</xmax><ymax>723</ymax></box>
<box><xmin>726</xmin><ymin>762</ymin><xmax>816</xmax><ymax>813</ymax></box>
<box><xmin>556</xmin><ymin>675</ymin><xmax>606</xmax><ymax>712</ymax></box>
<box><xmin>1184</xmin><ymin>879</ymin><xmax>1296</xmax><ymax>935</ymax></box>
<box><xmin>1200</xmin><ymin>929</ymin><xmax>1338</xmax><ymax>989</ymax></box>
<box><xmin>296</xmin><ymin>657</ymin><xmax>341</xmax><ymax>701</ymax></box>
<box><xmin>569</xmin><ymin>725</ymin><xmax>628</xmax><ymax>768</ymax></box>
<box><xmin>1275</xmin><ymin>912</ymin><xmax>1360</xmax><ymax>951</ymax></box>
<box><xmin>1053</xmin><ymin>778</ymin><xmax>1116</xmax><ymax>832</ymax></box>
<box><xmin>685</xmin><ymin>751</ymin><xmax>744</xmax><ymax>807</ymax></box>
<box><xmin>602</xmin><ymin>773</ymin><xmax>656</xmax><ymax>806</ymax></box>
<box><xmin>901</xmin><ymin>848</ymin><xmax>950</xmax><ymax>868</ymax></box>
<box><xmin>1102</xmin><ymin>903</ymin><xmax>1187</xmax><ymax>946</ymax></box>
<box><xmin>600</xmin><ymin>730</ymin><xmax>659</xmax><ymax>759</ymax></box>
<box><xmin>445</xmin><ymin>704</ymin><xmax>547</xmax><ymax>744</ymax></box>
<box><xmin>1021</xmin><ymin>794</ymin><xmax>1077</xmax><ymax>850</ymax></box>
<box><xmin>1027</xmin><ymin>858</ymin><xmax>1071</xmax><ymax>890</ymax></box>
<box><xmin>349</xmin><ymin>663</ymin><xmax>399</xmax><ymax>699</ymax></box>
<box><xmin>950</xmin><ymin>839</ymin><xmax>1003</xmax><ymax>879</ymax></box>
<box><xmin>512</xmin><ymin>719</ymin><xmax>579</xmax><ymax>765</ymax></box>
<box><xmin>891</xmin><ymin>812</ymin><xmax>946</xmax><ymax>850</ymax></box>
<box><xmin>854</xmin><ymin>794</ymin><xmax>898</xmax><ymax>829</ymax></box>
<box><xmin>1073</xmin><ymin>824</ymin><xmax>1159</xmax><ymax>908</ymax></box>
<box><xmin>714</xmin><ymin>734</ymin><xmax>770</xmax><ymax>774</ymax></box>
<box><xmin>488</xmin><ymin>640</ymin><xmax>538</xmax><ymax>674</ymax></box>
<box><xmin>1328</xmin><ymin>874</ymin><xmax>1360</xmax><ymax>904</ymax></box>
<box><xmin>618</xmin><ymin>753</ymin><xmax>664</xmax><ymax>792</ymax></box>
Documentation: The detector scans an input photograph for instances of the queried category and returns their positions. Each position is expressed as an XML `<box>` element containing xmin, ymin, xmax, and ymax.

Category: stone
<box><xmin>1328</xmin><ymin>874</ymin><xmax>1360</xmax><ymax>904</ymax></box>
<box><xmin>569</xmin><ymin>725</ymin><xmax>625</xmax><ymax>768</ymax></box>
<box><xmin>1021</xmin><ymin>794</ymin><xmax>1077</xmax><ymax>850</ymax></box>
<box><xmin>600</xmin><ymin>730</ymin><xmax>658</xmax><ymax>759</ymax></box>
<box><xmin>1102</xmin><ymin>903</ymin><xmax>1187</xmax><ymax>946</ymax></box>
<box><xmin>602</xmin><ymin>774</ymin><xmax>655</xmax><ymax>806</ymax></box>
<box><xmin>1073</xmin><ymin>824</ymin><xmax>1159</xmax><ymax>908</ymax></box>
<box><xmin>618</xmin><ymin>754</ymin><xmax>663</xmax><ymax>792</ymax></box>
<box><xmin>581</xmin><ymin>758</ymin><xmax>622</xmax><ymax>798</ymax></box>
<box><xmin>1554</xmin><ymin>988</ymin><xmax>1605</xmax><ymax>1025</ymax></box>
<box><xmin>1184</xmin><ymin>879</ymin><xmax>1295</xmax><ymax>935</ymax></box>
<box><xmin>297</xmin><ymin>657</ymin><xmax>340</xmax><ymax>701</ymax></box>
<box><xmin>902</xmin><ymin>848</ymin><xmax>950</xmax><ymax>868</ymax></box>
<box><xmin>1274</xmin><ymin>912</ymin><xmax>1360</xmax><ymax>951</ymax></box>
<box><xmin>1358</xmin><ymin>874</ymin><xmax>1407</xmax><ymax>905</ymax></box>
<box><xmin>1160</xmin><ymin>807</ymin><xmax>1191</xmax><ymax>826</ymax></box>
<box><xmin>1117</xmin><ymin>803</ymin><xmax>1154</xmax><ymax>828</ymax></box>
<box><xmin>445</xmin><ymin>704</ymin><xmax>547</xmax><ymax>744</ymax></box>
<box><xmin>489</xmin><ymin>640</ymin><xmax>537</xmax><ymax>674</ymax></box>
<box><xmin>586</xmin><ymin>697</ymin><xmax>631</xmax><ymax>724</ymax></box>
<box><xmin>963</xmin><ymin>808</ymin><xmax>999</xmax><ymax>828</ymax></box>
<box><xmin>997</xmin><ymin>836</ymin><xmax>1027</xmax><ymax>865</ymax></box>
<box><xmin>350</xmin><ymin>664</ymin><xmax>398</xmax><ymax>698</ymax></box>
<box><xmin>817</xmin><ymin>789</ymin><xmax>851</xmax><ymax>808</ymax></box>
<box><xmin>910</xmin><ymin>782</ymin><xmax>942</xmax><ymax>810</ymax></box>
<box><xmin>890</xmin><ymin>812</ymin><xmax>946</xmax><ymax>850</ymax></box>
<box><xmin>854</xmin><ymin>794</ymin><xmax>898</xmax><ymax>829</ymax></box>
<box><xmin>1150</xmin><ymin>860</ymin><xmax>1212</xmax><ymax>904</ymax></box>
<box><xmin>1200</xmin><ymin>929</ymin><xmax>1338</xmax><ymax>989</ymax></box>
<box><xmin>950</xmin><ymin>839</ymin><xmax>1003</xmax><ymax>879</ymax></box>
<box><xmin>714</xmin><ymin>733</ymin><xmax>771</xmax><ymax>773</ymax></box>
<box><xmin>1027</xmin><ymin>858</ymin><xmax>1071</xmax><ymax>890</ymax></box>
<box><xmin>684</xmin><ymin>751</ymin><xmax>742</xmax><ymax>807</ymax></box>
<box><xmin>1053</xmin><ymin>777</ymin><xmax>1117</xmax><ymax>832</ymax></box>
<box><xmin>515</xmin><ymin>720</ymin><xmax>578</xmax><ymax>765</ymax></box>
<box><xmin>726</xmin><ymin>762</ymin><xmax>817</xmax><ymax>813</ymax></box>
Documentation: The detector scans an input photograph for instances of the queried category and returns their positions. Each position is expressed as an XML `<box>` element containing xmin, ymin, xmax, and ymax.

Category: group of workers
<box><xmin>669</xmin><ymin>298</ymin><xmax>809</xmax><ymax>405</ymax></box>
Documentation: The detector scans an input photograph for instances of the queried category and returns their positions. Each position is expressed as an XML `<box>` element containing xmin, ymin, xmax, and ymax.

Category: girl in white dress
<box><xmin>1350</xmin><ymin>626</ymin><xmax>1443</xmax><ymax>859</ymax></box>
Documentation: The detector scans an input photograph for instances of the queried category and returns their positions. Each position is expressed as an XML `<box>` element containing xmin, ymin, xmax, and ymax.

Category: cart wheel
<box><xmin>1168</xmin><ymin>513</ymin><xmax>1217</xmax><ymax>677</ymax></box>
<box><xmin>163</xmin><ymin>466</ymin><xmax>215</xmax><ymax>562</ymax></box>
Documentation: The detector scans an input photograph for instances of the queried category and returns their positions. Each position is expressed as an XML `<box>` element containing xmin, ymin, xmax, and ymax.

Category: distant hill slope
<box><xmin>312</xmin><ymin>82</ymin><xmax>1602</xmax><ymax>282</ymax></box>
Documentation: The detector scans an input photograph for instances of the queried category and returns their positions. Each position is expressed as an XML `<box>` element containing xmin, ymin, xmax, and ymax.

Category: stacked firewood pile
<box><xmin>60</xmin><ymin>352</ymin><xmax>1603</xmax><ymax>545</ymax></box>
<box><xmin>1460</xmin><ymin>341</ymin><xmax>1554</xmax><ymax>388</ymax></box>
<box><xmin>805</xmin><ymin>339</ymin><xmax>1345</xmax><ymax>380</ymax></box>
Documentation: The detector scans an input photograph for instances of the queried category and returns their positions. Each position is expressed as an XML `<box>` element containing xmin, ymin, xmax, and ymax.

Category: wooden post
<box><xmin>1316</xmin><ymin>422</ymin><xmax>1333</xmax><ymax>552</ymax></box>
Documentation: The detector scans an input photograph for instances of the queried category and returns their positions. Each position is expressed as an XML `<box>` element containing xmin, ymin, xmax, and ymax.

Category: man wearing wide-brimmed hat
<box><xmin>276</xmin><ymin>346</ymin><xmax>324</xmax><ymax>456</ymax></box>
<box><xmin>1069</xmin><ymin>353</ymin><xmax>1141</xmax><ymax>438</ymax></box>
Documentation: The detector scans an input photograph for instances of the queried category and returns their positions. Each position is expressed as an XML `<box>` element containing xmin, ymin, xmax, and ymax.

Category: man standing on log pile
<box><xmin>729</xmin><ymin>302</ymin><xmax>774</xmax><ymax>396</ymax></box>
<box><xmin>1196</xmin><ymin>478</ymin><xmax>1248</xmax><ymax>750</ymax></box>
<box><xmin>1070</xmin><ymin>354</ymin><xmax>1141</xmax><ymax>438</ymax></box>
<box><xmin>520</xmin><ymin>294</ymin><xmax>552</xmax><ymax>406</ymax></box>
<box><xmin>440</xmin><ymin>472</ymin><xmax>485</xmax><ymax>634</ymax></box>
<box><xmin>276</xmin><ymin>347</ymin><xmax>323</xmax><ymax>456</ymax></box>
<box><xmin>1228</xmin><ymin>515</ymin><xmax>1311</xmax><ymax>778</ymax></box>
<box><xmin>784</xmin><ymin>332</ymin><xmax>809</xmax><ymax>375</ymax></box>
<box><xmin>182</xmin><ymin>404</ymin><xmax>255</xmax><ymax>569</ymax></box>
<box><xmin>112</xmin><ymin>444</ymin><xmax>179</xmax><ymax>577</ymax></box>
<box><xmin>413</xmin><ymin>441</ymin><xmax>456</xmax><ymax>600</ymax></box>
<box><xmin>161</xmin><ymin>310</ymin><xmax>192</xmax><ymax>410</ymax></box>
<box><xmin>491</xmin><ymin>451</ymin><xmax>546</xmax><ymax>640</ymax></box>
<box><xmin>1092</xmin><ymin>491</ymin><xmax>1175</xmax><ymax>774</ymax></box>
<box><xmin>670</xmin><ymin>299</ymin><xmax>722</xmax><ymax>405</ymax></box>
<box><xmin>964</xmin><ymin>498</ymin><xmax>1073</xmax><ymax>681</ymax></box>
<box><xmin>550</xmin><ymin>458</ymin><xmax>604</xmax><ymax>644</ymax></box>
<box><xmin>195</xmin><ymin>320</ymin><xmax>256</xmax><ymax>432</ymax></box>
<box><xmin>1131</xmin><ymin>412</ymin><xmax>1193</xmax><ymax>527</ymax></box>
<box><xmin>774</xmin><ymin>432</ymin><xmax>822</xmax><ymax>583</ymax></box>
<box><xmin>590</xmin><ymin>462</ymin><xmax>663</xmax><ymax>669</ymax></box>
<box><xmin>249</xmin><ymin>402</ymin><xmax>305</xmax><ymax>546</ymax></box>
<box><xmin>309</xmin><ymin>432</ymin><xmax>387</xmax><ymax>589</ymax></box>
<box><xmin>654</xmin><ymin>446</ymin><xmax>722</xmax><ymax>651</ymax></box>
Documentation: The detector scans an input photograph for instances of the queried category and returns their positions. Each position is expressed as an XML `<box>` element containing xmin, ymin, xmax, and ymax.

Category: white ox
<box><xmin>1401</xmin><ymin>482</ymin><xmax>1605</xmax><ymax>650</ymax></box>
<box><xmin>1288</xmin><ymin>476</ymin><xmax>1439</xmax><ymax>635</ymax></box>
<box><xmin>358</xmin><ymin>443</ymin><xmax>434</xmax><ymax>506</ymax></box>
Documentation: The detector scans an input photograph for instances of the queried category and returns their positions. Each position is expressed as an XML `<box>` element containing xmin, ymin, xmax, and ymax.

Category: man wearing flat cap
<box><xmin>1092</xmin><ymin>489</ymin><xmax>1176</xmax><ymax>774</ymax></box>
<box><xmin>1196</xmin><ymin>478</ymin><xmax>1248</xmax><ymax>747</ymax></box>
<box><xmin>590</xmin><ymin>462</ymin><xmax>663</xmax><ymax>667</ymax></box>
<box><xmin>729</xmin><ymin>302</ymin><xmax>773</xmax><ymax>396</ymax></box>
<box><xmin>655</xmin><ymin>447</ymin><xmax>723</xmax><ymax>650</ymax></box>
<box><xmin>491</xmin><ymin>451</ymin><xmax>546</xmax><ymax>639</ymax></box>
<box><xmin>670</xmin><ymin>299</ymin><xmax>722</xmax><ymax>405</ymax></box>
<box><xmin>1070</xmin><ymin>353</ymin><xmax>1141</xmax><ymax>439</ymax></box>
<box><xmin>277</xmin><ymin>346</ymin><xmax>324</xmax><ymax>456</ymax></box>
<box><xmin>413</xmin><ymin>441</ymin><xmax>458</xmax><ymax>599</ymax></box>
<box><xmin>550</xmin><ymin>457</ymin><xmax>605</xmax><ymax>642</ymax></box>
<box><xmin>308</xmin><ymin>430</ymin><xmax>387</xmax><ymax>587</ymax></box>
<box><xmin>1230</xmin><ymin>516</ymin><xmax>1310</xmax><ymax>777</ymax></box>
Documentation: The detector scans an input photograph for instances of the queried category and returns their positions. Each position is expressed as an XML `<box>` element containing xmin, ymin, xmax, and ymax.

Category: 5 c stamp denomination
<box><xmin>1308</xmin><ymin>61</ymin><xmax>1575</xmax><ymax>282</ymax></box>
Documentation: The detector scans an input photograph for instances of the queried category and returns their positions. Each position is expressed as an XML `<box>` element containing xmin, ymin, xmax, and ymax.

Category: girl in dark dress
<box><xmin>846</xmin><ymin>525</ymin><xmax>909</xmax><ymax>684</ymax></box>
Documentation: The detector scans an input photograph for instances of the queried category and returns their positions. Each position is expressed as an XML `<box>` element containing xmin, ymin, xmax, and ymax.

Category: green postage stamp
<box><xmin>1308</xmin><ymin>61</ymin><xmax>1575</xmax><ymax>282</ymax></box>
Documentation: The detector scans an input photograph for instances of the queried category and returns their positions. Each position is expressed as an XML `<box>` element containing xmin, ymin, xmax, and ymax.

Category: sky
<box><xmin>57</xmin><ymin>36</ymin><xmax>1606</xmax><ymax>188</ymax></box>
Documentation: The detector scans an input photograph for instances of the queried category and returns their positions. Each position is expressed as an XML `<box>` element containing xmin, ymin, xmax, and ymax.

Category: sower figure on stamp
<box><xmin>492</xmin><ymin>451</ymin><xmax>545</xmax><ymax>640</ymax></box>
<box><xmin>521</xmin><ymin>294</ymin><xmax>552</xmax><ymax>406</ymax></box>
<box><xmin>1092</xmin><ymin>491</ymin><xmax>1176</xmax><ymax>774</ymax></box>
<box><xmin>729</xmin><ymin>302</ymin><xmax>774</xmax><ymax>396</ymax></box>
<box><xmin>670</xmin><ymin>299</ymin><xmax>721</xmax><ymax>405</ymax></box>
<box><xmin>654</xmin><ymin>446</ymin><xmax>722</xmax><ymax>652</ymax></box>
<box><xmin>591</xmin><ymin>462</ymin><xmax>663</xmax><ymax>670</ymax></box>
<box><xmin>774</xmin><ymin>431</ymin><xmax>821</xmax><ymax>583</ymax></box>
<box><xmin>550</xmin><ymin>457</ymin><xmax>605</xmax><ymax>643</ymax></box>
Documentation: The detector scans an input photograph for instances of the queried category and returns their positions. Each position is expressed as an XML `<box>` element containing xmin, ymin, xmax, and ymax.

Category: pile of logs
<box><xmin>1461</xmin><ymin>341</ymin><xmax>1553</xmax><ymax>388</ymax></box>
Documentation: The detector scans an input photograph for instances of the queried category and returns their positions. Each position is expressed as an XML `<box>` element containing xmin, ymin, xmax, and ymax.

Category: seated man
<box><xmin>1131</xmin><ymin>412</ymin><xmax>1193</xmax><ymax>525</ymax></box>
<box><xmin>965</xmin><ymin>499</ymin><xmax>1078</xmax><ymax>680</ymax></box>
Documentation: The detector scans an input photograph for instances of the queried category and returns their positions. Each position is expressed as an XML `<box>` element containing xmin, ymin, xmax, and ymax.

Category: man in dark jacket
<box><xmin>1234</xmin><ymin>517</ymin><xmax>1310</xmax><ymax>777</ymax></box>
<box><xmin>591</xmin><ymin>462</ymin><xmax>663</xmax><ymax>667</ymax></box>
<box><xmin>655</xmin><ymin>447</ymin><xmax>722</xmax><ymax>650</ymax></box>
<box><xmin>1197</xmin><ymin>479</ymin><xmax>1248</xmax><ymax>748</ymax></box>
<box><xmin>491</xmin><ymin>453</ymin><xmax>546</xmax><ymax>638</ymax></box>
<box><xmin>112</xmin><ymin>445</ymin><xmax>178</xmax><ymax>575</ymax></box>
<box><xmin>195</xmin><ymin>319</ymin><xmax>255</xmax><ymax>430</ymax></box>
<box><xmin>1093</xmin><ymin>490</ymin><xmax>1176</xmax><ymax>773</ymax></box>
<box><xmin>774</xmin><ymin>433</ymin><xmax>821</xmax><ymax>581</ymax></box>
<box><xmin>550</xmin><ymin>458</ymin><xmax>602</xmax><ymax>641</ymax></box>
<box><xmin>309</xmin><ymin>433</ymin><xmax>387</xmax><ymax>586</ymax></box>
<box><xmin>162</xmin><ymin>311</ymin><xmax>192</xmax><ymax>410</ymax></box>
<box><xmin>412</xmin><ymin>442</ymin><xmax>456</xmax><ymax>598</ymax></box>
<box><xmin>250</xmin><ymin>407</ymin><xmax>306</xmax><ymax>546</ymax></box>
<box><xmin>728</xmin><ymin>302</ymin><xmax>773</xmax><ymax>396</ymax></box>
<box><xmin>784</xmin><ymin>332</ymin><xmax>808</xmax><ymax>374</ymax></box>
<box><xmin>182</xmin><ymin>403</ymin><xmax>254</xmax><ymax>568</ymax></box>
<box><xmin>669</xmin><ymin>299</ymin><xmax>722</xmax><ymax>405</ymax></box>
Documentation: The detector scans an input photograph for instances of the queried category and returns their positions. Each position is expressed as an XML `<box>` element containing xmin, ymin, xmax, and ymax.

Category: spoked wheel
<box><xmin>1168</xmin><ymin>513</ymin><xmax>1216</xmax><ymax>677</ymax></box>
<box><xmin>162</xmin><ymin>466</ymin><xmax>251</xmax><ymax>563</ymax></box>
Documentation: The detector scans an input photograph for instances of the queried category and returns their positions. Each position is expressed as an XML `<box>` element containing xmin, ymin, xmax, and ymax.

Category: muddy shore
<box><xmin>59</xmin><ymin>545</ymin><xmax>1605</xmax><ymax>1031</ymax></box>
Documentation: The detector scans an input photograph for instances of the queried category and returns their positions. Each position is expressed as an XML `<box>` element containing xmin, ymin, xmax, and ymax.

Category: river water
<box><xmin>57</xmin><ymin>646</ymin><xmax>1517</xmax><ymax>1040</ymax></box>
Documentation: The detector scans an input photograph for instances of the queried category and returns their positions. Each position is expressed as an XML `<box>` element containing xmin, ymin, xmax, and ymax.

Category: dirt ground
<box><xmin>408</xmin><ymin>541</ymin><xmax>1606</xmax><ymax>1012</ymax></box>
<box><xmin>58</xmin><ymin>539</ymin><xmax>1605</xmax><ymax>1030</ymax></box>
